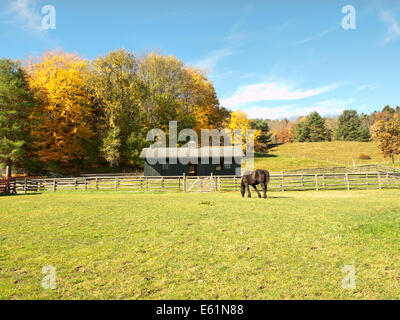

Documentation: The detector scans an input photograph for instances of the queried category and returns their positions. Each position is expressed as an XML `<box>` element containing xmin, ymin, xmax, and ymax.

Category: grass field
<box><xmin>254</xmin><ymin>141</ymin><xmax>399</xmax><ymax>172</ymax></box>
<box><xmin>1</xmin><ymin>190</ymin><xmax>400</xmax><ymax>299</ymax></box>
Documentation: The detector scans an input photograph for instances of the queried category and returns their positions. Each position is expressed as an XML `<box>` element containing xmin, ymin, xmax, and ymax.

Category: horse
<box><xmin>241</xmin><ymin>169</ymin><xmax>270</xmax><ymax>199</ymax></box>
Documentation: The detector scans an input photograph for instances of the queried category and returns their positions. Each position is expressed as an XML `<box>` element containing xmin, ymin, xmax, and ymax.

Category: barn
<box><xmin>139</xmin><ymin>146</ymin><xmax>243</xmax><ymax>176</ymax></box>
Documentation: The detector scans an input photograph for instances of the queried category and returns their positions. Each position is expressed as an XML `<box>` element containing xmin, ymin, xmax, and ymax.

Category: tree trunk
<box><xmin>5</xmin><ymin>162</ymin><xmax>11</xmax><ymax>193</ymax></box>
<box><xmin>6</xmin><ymin>162</ymin><xmax>11</xmax><ymax>179</ymax></box>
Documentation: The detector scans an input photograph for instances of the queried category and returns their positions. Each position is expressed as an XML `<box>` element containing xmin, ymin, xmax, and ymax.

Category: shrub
<box><xmin>359</xmin><ymin>154</ymin><xmax>371</xmax><ymax>160</ymax></box>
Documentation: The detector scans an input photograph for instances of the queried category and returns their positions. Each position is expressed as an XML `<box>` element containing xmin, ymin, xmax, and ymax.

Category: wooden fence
<box><xmin>0</xmin><ymin>178</ymin><xmax>16</xmax><ymax>194</ymax></box>
<box><xmin>12</xmin><ymin>172</ymin><xmax>400</xmax><ymax>194</ymax></box>
<box><xmin>283</xmin><ymin>164</ymin><xmax>400</xmax><ymax>174</ymax></box>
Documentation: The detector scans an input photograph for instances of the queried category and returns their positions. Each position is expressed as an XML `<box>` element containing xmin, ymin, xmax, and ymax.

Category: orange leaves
<box><xmin>371</xmin><ymin>114</ymin><xmax>400</xmax><ymax>163</ymax></box>
<box><xmin>26</xmin><ymin>51</ymin><xmax>94</xmax><ymax>163</ymax></box>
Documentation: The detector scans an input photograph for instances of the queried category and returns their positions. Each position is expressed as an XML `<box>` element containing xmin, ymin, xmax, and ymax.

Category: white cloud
<box><xmin>220</xmin><ymin>81</ymin><xmax>339</xmax><ymax>109</ymax></box>
<box><xmin>194</xmin><ymin>48</ymin><xmax>234</xmax><ymax>71</ymax></box>
<box><xmin>297</xmin><ymin>27</ymin><xmax>336</xmax><ymax>45</ymax></box>
<box><xmin>6</xmin><ymin>0</ymin><xmax>46</xmax><ymax>37</ymax></box>
<box><xmin>356</xmin><ymin>83</ymin><xmax>381</xmax><ymax>92</ymax></box>
<box><xmin>245</xmin><ymin>98</ymin><xmax>355</xmax><ymax>120</ymax></box>
<box><xmin>380</xmin><ymin>10</ymin><xmax>400</xmax><ymax>43</ymax></box>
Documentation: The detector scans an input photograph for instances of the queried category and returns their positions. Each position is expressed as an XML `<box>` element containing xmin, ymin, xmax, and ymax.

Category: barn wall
<box><xmin>144</xmin><ymin>158</ymin><xmax>241</xmax><ymax>176</ymax></box>
<box><xmin>144</xmin><ymin>162</ymin><xmax>189</xmax><ymax>176</ymax></box>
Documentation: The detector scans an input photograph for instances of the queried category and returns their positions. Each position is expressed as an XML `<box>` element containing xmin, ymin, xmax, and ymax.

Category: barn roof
<box><xmin>139</xmin><ymin>146</ymin><xmax>244</xmax><ymax>160</ymax></box>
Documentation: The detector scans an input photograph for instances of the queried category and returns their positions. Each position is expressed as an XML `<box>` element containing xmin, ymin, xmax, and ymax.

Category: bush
<box><xmin>359</xmin><ymin>154</ymin><xmax>371</xmax><ymax>160</ymax></box>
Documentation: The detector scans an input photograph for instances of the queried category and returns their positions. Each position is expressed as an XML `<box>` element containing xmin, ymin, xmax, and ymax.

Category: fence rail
<box><xmin>12</xmin><ymin>172</ymin><xmax>400</xmax><ymax>194</ymax></box>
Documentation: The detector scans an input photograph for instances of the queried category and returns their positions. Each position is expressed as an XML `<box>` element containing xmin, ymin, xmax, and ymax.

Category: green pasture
<box><xmin>1</xmin><ymin>189</ymin><xmax>400</xmax><ymax>299</ymax></box>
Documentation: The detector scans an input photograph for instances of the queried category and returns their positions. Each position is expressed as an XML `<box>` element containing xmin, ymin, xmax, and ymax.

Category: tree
<box><xmin>336</xmin><ymin>110</ymin><xmax>370</xmax><ymax>141</ymax></box>
<box><xmin>27</xmin><ymin>51</ymin><xmax>94</xmax><ymax>166</ymax></box>
<box><xmin>228</xmin><ymin>111</ymin><xmax>261</xmax><ymax>150</ymax></box>
<box><xmin>138</xmin><ymin>52</ymin><xmax>195</xmax><ymax>132</ymax></box>
<box><xmin>182</xmin><ymin>67</ymin><xmax>229</xmax><ymax>132</ymax></box>
<box><xmin>249</xmin><ymin>118</ymin><xmax>273</xmax><ymax>151</ymax></box>
<box><xmin>89</xmin><ymin>49</ymin><xmax>144</xmax><ymax>166</ymax></box>
<box><xmin>294</xmin><ymin>117</ymin><xmax>309</xmax><ymax>142</ymax></box>
<box><xmin>371</xmin><ymin>114</ymin><xmax>400</xmax><ymax>166</ymax></box>
<box><xmin>0</xmin><ymin>59</ymin><xmax>34</xmax><ymax>179</ymax></box>
<box><xmin>277</xmin><ymin>123</ymin><xmax>296</xmax><ymax>144</ymax></box>
<box><xmin>295</xmin><ymin>112</ymin><xmax>329</xmax><ymax>142</ymax></box>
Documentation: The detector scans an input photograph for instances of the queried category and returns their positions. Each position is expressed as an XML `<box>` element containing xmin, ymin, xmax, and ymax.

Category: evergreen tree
<box><xmin>336</xmin><ymin>110</ymin><xmax>370</xmax><ymax>142</ymax></box>
<box><xmin>249</xmin><ymin>118</ymin><xmax>273</xmax><ymax>150</ymax></box>
<box><xmin>295</xmin><ymin>112</ymin><xmax>329</xmax><ymax>142</ymax></box>
<box><xmin>0</xmin><ymin>59</ymin><xmax>34</xmax><ymax>179</ymax></box>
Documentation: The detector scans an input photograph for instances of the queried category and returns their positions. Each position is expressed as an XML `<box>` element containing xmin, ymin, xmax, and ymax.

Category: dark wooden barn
<box><xmin>139</xmin><ymin>146</ymin><xmax>243</xmax><ymax>176</ymax></box>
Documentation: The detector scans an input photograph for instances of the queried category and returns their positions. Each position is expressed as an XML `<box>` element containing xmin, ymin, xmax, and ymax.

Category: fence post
<box><xmin>183</xmin><ymin>173</ymin><xmax>186</xmax><ymax>192</ymax></box>
<box><xmin>115</xmin><ymin>177</ymin><xmax>119</xmax><ymax>191</ymax></box>
<box><xmin>24</xmin><ymin>178</ymin><xmax>27</xmax><ymax>194</ymax></box>
<box><xmin>218</xmin><ymin>176</ymin><xmax>221</xmax><ymax>192</ymax></box>
<box><xmin>315</xmin><ymin>174</ymin><xmax>319</xmax><ymax>191</ymax></box>
<box><xmin>301</xmin><ymin>174</ymin><xmax>304</xmax><ymax>189</ymax></box>
<box><xmin>95</xmin><ymin>178</ymin><xmax>99</xmax><ymax>190</ymax></box>
<box><xmin>75</xmin><ymin>178</ymin><xmax>78</xmax><ymax>191</ymax></box>
<box><xmin>85</xmin><ymin>178</ymin><xmax>87</xmax><ymax>191</ymax></box>
<box><xmin>378</xmin><ymin>172</ymin><xmax>382</xmax><ymax>189</ymax></box>
<box><xmin>53</xmin><ymin>179</ymin><xmax>57</xmax><ymax>192</ymax></box>
<box><xmin>178</xmin><ymin>177</ymin><xmax>181</xmax><ymax>192</ymax></box>
<box><xmin>345</xmin><ymin>173</ymin><xmax>350</xmax><ymax>190</ymax></box>
<box><xmin>146</xmin><ymin>177</ymin><xmax>149</xmax><ymax>192</ymax></box>
<box><xmin>233</xmin><ymin>176</ymin><xmax>236</xmax><ymax>191</ymax></box>
<box><xmin>161</xmin><ymin>177</ymin><xmax>164</xmax><ymax>190</ymax></box>
<box><xmin>281</xmin><ymin>174</ymin><xmax>284</xmax><ymax>192</ymax></box>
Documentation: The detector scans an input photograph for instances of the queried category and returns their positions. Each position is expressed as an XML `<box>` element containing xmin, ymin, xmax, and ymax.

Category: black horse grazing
<box><xmin>241</xmin><ymin>169</ymin><xmax>270</xmax><ymax>199</ymax></box>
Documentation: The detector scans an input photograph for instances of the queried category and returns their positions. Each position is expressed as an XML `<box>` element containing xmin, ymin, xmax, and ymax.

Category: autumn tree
<box><xmin>277</xmin><ymin>123</ymin><xmax>296</xmax><ymax>144</ymax></box>
<box><xmin>182</xmin><ymin>67</ymin><xmax>229</xmax><ymax>132</ymax></box>
<box><xmin>138</xmin><ymin>52</ymin><xmax>196</xmax><ymax>133</ymax></box>
<box><xmin>228</xmin><ymin>111</ymin><xmax>261</xmax><ymax>150</ymax></box>
<box><xmin>371</xmin><ymin>114</ymin><xmax>400</xmax><ymax>166</ymax></box>
<box><xmin>89</xmin><ymin>49</ymin><xmax>144</xmax><ymax>166</ymax></box>
<box><xmin>27</xmin><ymin>51</ymin><xmax>94</xmax><ymax>167</ymax></box>
<box><xmin>0</xmin><ymin>59</ymin><xmax>34</xmax><ymax>179</ymax></box>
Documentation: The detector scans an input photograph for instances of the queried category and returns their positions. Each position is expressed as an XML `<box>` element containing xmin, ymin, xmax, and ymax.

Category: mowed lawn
<box><xmin>1</xmin><ymin>190</ymin><xmax>400</xmax><ymax>300</ymax></box>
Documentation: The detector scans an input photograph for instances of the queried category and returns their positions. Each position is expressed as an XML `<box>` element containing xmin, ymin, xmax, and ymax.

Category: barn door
<box><xmin>189</xmin><ymin>164</ymin><xmax>197</xmax><ymax>176</ymax></box>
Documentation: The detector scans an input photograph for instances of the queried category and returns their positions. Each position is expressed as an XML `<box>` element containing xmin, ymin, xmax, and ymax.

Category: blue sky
<box><xmin>1</xmin><ymin>0</ymin><xmax>399</xmax><ymax>119</ymax></box>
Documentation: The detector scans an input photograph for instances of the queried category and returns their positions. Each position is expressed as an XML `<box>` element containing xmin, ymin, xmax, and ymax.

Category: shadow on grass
<box><xmin>0</xmin><ymin>192</ymin><xmax>42</xmax><ymax>197</ymax></box>
<box><xmin>254</xmin><ymin>152</ymin><xmax>278</xmax><ymax>158</ymax></box>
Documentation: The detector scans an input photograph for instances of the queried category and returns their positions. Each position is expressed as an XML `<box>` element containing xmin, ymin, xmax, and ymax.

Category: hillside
<box><xmin>254</xmin><ymin>141</ymin><xmax>398</xmax><ymax>172</ymax></box>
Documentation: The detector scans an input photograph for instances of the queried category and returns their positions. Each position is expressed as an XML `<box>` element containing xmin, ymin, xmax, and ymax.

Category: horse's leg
<box><xmin>247</xmin><ymin>184</ymin><xmax>251</xmax><ymax>198</ymax></box>
<box><xmin>261</xmin><ymin>183</ymin><xmax>267</xmax><ymax>199</ymax></box>
<box><xmin>252</xmin><ymin>185</ymin><xmax>261</xmax><ymax>198</ymax></box>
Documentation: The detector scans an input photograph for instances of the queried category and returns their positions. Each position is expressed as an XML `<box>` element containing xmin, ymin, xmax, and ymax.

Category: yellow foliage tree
<box><xmin>228</xmin><ymin>110</ymin><xmax>261</xmax><ymax>150</ymax></box>
<box><xmin>26</xmin><ymin>51</ymin><xmax>94</xmax><ymax>164</ymax></box>
<box><xmin>371</xmin><ymin>114</ymin><xmax>400</xmax><ymax>166</ymax></box>
<box><xmin>182</xmin><ymin>67</ymin><xmax>227</xmax><ymax>131</ymax></box>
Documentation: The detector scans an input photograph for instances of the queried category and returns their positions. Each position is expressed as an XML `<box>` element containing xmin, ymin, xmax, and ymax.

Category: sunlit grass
<box><xmin>1</xmin><ymin>190</ymin><xmax>400</xmax><ymax>299</ymax></box>
<box><xmin>254</xmin><ymin>141</ymin><xmax>399</xmax><ymax>172</ymax></box>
